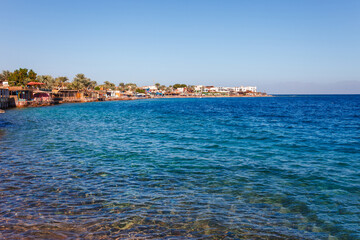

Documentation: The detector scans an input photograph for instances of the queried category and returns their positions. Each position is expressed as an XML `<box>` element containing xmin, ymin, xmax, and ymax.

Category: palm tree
<box><xmin>37</xmin><ymin>75</ymin><xmax>55</xmax><ymax>89</ymax></box>
<box><xmin>69</xmin><ymin>80</ymin><xmax>83</xmax><ymax>90</ymax></box>
<box><xmin>71</xmin><ymin>73</ymin><xmax>97</xmax><ymax>90</ymax></box>
<box><xmin>55</xmin><ymin>76</ymin><xmax>69</xmax><ymax>89</ymax></box>
<box><xmin>88</xmin><ymin>80</ymin><xmax>97</xmax><ymax>90</ymax></box>
<box><xmin>118</xmin><ymin>82</ymin><xmax>125</xmax><ymax>92</ymax></box>
<box><xmin>0</xmin><ymin>70</ymin><xmax>11</xmax><ymax>84</ymax></box>
<box><xmin>103</xmin><ymin>81</ymin><xmax>115</xmax><ymax>90</ymax></box>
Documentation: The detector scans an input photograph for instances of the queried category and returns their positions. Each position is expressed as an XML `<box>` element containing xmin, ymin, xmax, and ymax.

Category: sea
<box><xmin>0</xmin><ymin>95</ymin><xmax>359</xmax><ymax>239</ymax></box>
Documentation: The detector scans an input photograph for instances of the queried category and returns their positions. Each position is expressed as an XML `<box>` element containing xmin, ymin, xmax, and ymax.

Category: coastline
<box><xmin>4</xmin><ymin>94</ymin><xmax>273</xmax><ymax>110</ymax></box>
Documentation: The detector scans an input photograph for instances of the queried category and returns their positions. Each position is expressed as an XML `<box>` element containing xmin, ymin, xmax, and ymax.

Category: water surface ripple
<box><xmin>0</xmin><ymin>96</ymin><xmax>359</xmax><ymax>239</ymax></box>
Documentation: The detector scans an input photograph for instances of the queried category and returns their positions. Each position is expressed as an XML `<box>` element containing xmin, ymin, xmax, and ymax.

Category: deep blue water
<box><xmin>0</xmin><ymin>96</ymin><xmax>359</xmax><ymax>239</ymax></box>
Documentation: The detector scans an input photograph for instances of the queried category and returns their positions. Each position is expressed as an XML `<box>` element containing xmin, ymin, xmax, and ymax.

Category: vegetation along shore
<box><xmin>0</xmin><ymin>68</ymin><xmax>270</xmax><ymax>110</ymax></box>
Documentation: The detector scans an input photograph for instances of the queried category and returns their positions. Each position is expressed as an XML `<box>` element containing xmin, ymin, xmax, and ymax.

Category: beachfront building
<box><xmin>202</xmin><ymin>86</ymin><xmax>214</xmax><ymax>93</ymax></box>
<box><xmin>213</xmin><ymin>86</ymin><xmax>257</xmax><ymax>93</ymax></box>
<box><xmin>52</xmin><ymin>89</ymin><xmax>83</xmax><ymax>102</ymax></box>
<box><xmin>196</xmin><ymin>85</ymin><xmax>258</xmax><ymax>96</ymax></box>
<box><xmin>193</xmin><ymin>85</ymin><xmax>204</xmax><ymax>95</ymax></box>
<box><xmin>135</xmin><ymin>93</ymin><xmax>146</xmax><ymax>98</ymax></box>
<box><xmin>26</xmin><ymin>82</ymin><xmax>53</xmax><ymax>104</ymax></box>
<box><xmin>124</xmin><ymin>91</ymin><xmax>134</xmax><ymax>97</ymax></box>
<box><xmin>216</xmin><ymin>87</ymin><xmax>231</xmax><ymax>93</ymax></box>
<box><xmin>194</xmin><ymin>85</ymin><xmax>204</xmax><ymax>92</ymax></box>
<box><xmin>0</xmin><ymin>87</ymin><xmax>10</xmax><ymax>109</ymax></box>
<box><xmin>176</xmin><ymin>87</ymin><xmax>186</xmax><ymax>93</ymax></box>
<box><xmin>141</xmin><ymin>85</ymin><xmax>158</xmax><ymax>93</ymax></box>
<box><xmin>226</xmin><ymin>87</ymin><xmax>239</xmax><ymax>92</ymax></box>
<box><xmin>216</xmin><ymin>86</ymin><xmax>257</xmax><ymax>93</ymax></box>
<box><xmin>106</xmin><ymin>90</ymin><xmax>121</xmax><ymax>98</ymax></box>
<box><xmin>240</xmin><ymin>86</ymin><xmax>257</xmax><ymax>92</ymax></box>
<box><xmin>85</xmin><ymin>91</ymin><xmax>101</xmax><ymax>99</ymax></box>
<box><xmin>9</xmin><ymin>86</ymin><xmax>34</xmax><ymax>107</ymax></box>
<box><xmin>33</xmin><ymin>92</ymin><xmax>51</xmax><ymax>102</ymax></box>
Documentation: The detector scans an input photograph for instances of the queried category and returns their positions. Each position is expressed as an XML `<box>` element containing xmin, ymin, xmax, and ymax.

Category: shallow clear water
<box><xmin>0</xmin><ymin>96</ymin><xmax>359</xmax><ymax>239</ymax></box>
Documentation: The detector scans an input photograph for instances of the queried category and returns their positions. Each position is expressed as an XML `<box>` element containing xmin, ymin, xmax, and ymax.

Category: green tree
<box><xmin>155</xmin><ymin>83</ymin><xmax>160</xmax><ymax>89</ymax></box>
<box><xmin>118</xmin><ymin>82</ymin><xmax>125</xmax><ymax>92</ymax></box>
<box><xmin>187</xmin><ymin>85</ymin><xmax>195</xmax><ymax>92</ymax></box>
<box><xmin>103</xmin><ymin>81</ymin><xmax>116</xmax><ymax>90</ymax></box>
<box><xmin>69</xmin><ymin>80</ymin><xmax>83</xmax><ymax>90</ymax></box>
<box><xmin>173</xmin><ymin>83</ymin><xmax>187</xmax><ymax>89</ymax></box>
<box><xmin>135</xmin><ymin>88</ymin><xmax>145</xmax><ymax>93</ymax></box>
<box><xmin>54</xmin><ymin>76</ymin><xmax>69</xmax><ymax>89</ymax></box>
<box><xmin>28</xmin><ymin>69</ymin><xmax>37</xmax><ymax>80</ymax></box>
<box><xmin>8</xmin><ymin>68</ymin><xmax>37</xmax><ymax>86</ymax></box>
<box><xmin>37</xmin><ymin>75</ymin><xmax>55</xmax><ymax>89</ymax></box>
<box><xmin>69</xmin><ymin>74</ymin><xmax>97</xmax><ymax>90</ymax></box>
<box><xmin>0</xmin><ymin>70</ymin><xmax>11</xmax><ymax>84</ymax></box>
<box><xmin>88</xmin><ymin>80</ymin><xmax>97</xmax><ymax>90</ymax></box>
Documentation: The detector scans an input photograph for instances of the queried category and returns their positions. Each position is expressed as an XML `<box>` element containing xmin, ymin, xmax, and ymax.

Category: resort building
<box><xmin>51</xmin><ymin>90</ymin><xmax>83</xmax><ymax>102</ymax></box>
<box><xmin>240</xmin><ymin>86</ymin><xmax>257</xmax><ymax>92</ymax></box>
<box><xmin>141</xmin><ymin>85</ymin><xmax>158</xmax><ymax>93</ymax></box>
<box><xmin>176</xmin><ymin>87</ymin><xmax>186</xmax><ymax>93</ymax></box>
<box><xmin>194</xmin><ymin>85</ymin><xmax>204</xmax><ymax>92</ymax></box>
<box><xmin>202</xmin><ymin>86</ymin><xmax>214</xmax><ymax>93</ymax></box>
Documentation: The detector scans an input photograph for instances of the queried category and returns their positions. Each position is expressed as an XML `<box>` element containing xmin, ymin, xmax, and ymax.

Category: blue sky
<box><xmin>1</xmin><ymin>0</ymin><xmax>359</xmax><ymax>93</ymax></box>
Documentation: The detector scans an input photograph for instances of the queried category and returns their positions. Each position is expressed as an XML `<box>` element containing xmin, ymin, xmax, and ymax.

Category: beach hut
<box><xmin>51</xmin><ymin>89</ymin><xmax>82</xmax><ymax>102</ymax></box>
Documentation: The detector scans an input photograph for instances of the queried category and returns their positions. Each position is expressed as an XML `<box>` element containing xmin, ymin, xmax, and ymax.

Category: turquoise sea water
<box><xmin>0</xmin><ymin>96</ymin><xmax>359</xmax><ymax>239</ymax></box>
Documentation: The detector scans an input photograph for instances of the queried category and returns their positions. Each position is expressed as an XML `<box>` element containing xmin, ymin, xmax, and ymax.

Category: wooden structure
<box><xmin>0</xmin><ymin>87</ymin><xmax>10</xmax><ymax>109</ymax></box>
<box><xmin>52</xmin><ymin>90</ymin><xmax>83</xmax><ymax>102</ymax></box>
<box><xmin>8</xmin><ymin>87</ymin><xmax>34</xmax><ymax>107</ymax></box>
<box><xmin>84</xmin><ymin>90</ymin><xmax>100</xmax><ymax>100</ymax></box>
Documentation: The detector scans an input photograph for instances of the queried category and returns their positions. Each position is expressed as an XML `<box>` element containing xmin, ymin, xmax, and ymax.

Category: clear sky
<box><xmin>1</xmin><ymin>0</ymin><xmax>359</xmax><ymax>93</ymax></box>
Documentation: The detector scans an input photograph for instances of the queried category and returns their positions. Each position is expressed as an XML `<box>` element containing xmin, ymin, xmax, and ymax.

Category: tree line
<box><xmin>0</xmin><ymin>68</ymin><xmax>97</xmax><ymax>90</ymax></box>
<box><xmin>0</xmin><ymin>68</ymin><xmax>194</xmax><ymax>92</ymax></box>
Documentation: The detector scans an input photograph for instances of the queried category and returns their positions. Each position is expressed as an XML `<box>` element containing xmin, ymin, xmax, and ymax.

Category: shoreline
<box><xmin>4</xmin><ymin>94</ymin><xmax>272</xmax><ymax>111</ymax></box>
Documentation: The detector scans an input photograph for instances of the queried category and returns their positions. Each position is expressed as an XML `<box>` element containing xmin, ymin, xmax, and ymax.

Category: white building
<box><xmin>228</xmin><ymin>87</ymin><xmax>241</xmax><ymax>92</ymax></box>
<box><xmin>217</xmin><ymin>87</ymin><xmax>230</xmax><ymax>92</ymax></box>
<box><xmin>194</xmin><ymin>85</ymin><xmax>204</xmax><ymax>92</ymax></box>
<box><xmin>176</xmin><ymin>87</ymin><xmax>186</xmax><ymax>93</ymax></box>
<box><xmin>141</xmin><ymin>85</ymin><xmax>158</xmax><ymax>92</ymax></box>
<box><xmin>240</xmin><ymin>86</ymin><xmax>257</xmax><ymax>92</ymax></box>
<box><xmin>107</xmin><ymin>90</ymin><xmax>121</xmax><ymax>98</ymax></box>
<box><xmin>220</xmin><ymin>86</ymin><xmax>257</xmax><ymax>92</ymax></box>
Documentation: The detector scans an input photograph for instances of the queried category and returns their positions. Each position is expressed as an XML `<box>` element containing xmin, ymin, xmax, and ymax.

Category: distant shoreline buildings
<box><xmin>140</xmin><ymin>85</ymin><xmax>258</xmax><ymax>96</ymax></box>
<box><xmin>0</xmin><ymin>82</ymin><xmax>265</xmax><ymax>110</ymax></box>
<box><xmin>193</xmin><ymin>85</ymin><xmax>257</xmax><ymax>93</ymax></box>
<box><xmin>0</xmin><ymin>68</ymin><xmax>267</xmax><ymax>110</ymax></box>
